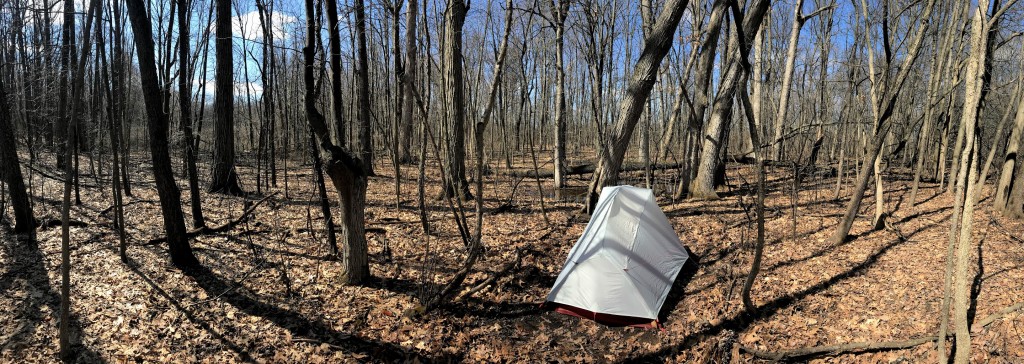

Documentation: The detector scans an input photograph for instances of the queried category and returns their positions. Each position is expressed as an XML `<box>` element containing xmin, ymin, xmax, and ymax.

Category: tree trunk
<box><xmin>910</xmin><ymin>1</ymin><xmax>962</xmax><ymax>207</ymax></box>
<box><xmin>179</xmin><ymin>0</ymin><xmax>205</xmax><ymax>228</ymax></box>
<box><xmin>209</xmin><ymin>0</ymin><xmax>243</xmax><ymax>195</ymax></box>
<box><xmin>689</xmin><ymin>0</ymin><xmax>771</xmax><ymax>200</ymax></box>
<box><xmin>391</xmin><ymin>1</ymin><xmax>404</xmax><ymax>205</ymax></box>
<box><xmin>354</xmin><ymin>0</ymin><xmax>375</xmax><ymax>176</ymax></box>
<box><xmin>125</xmin><ymin>0</ymin><xmax>199</xmax><ymax>268</ymax></box>
<box><xmin>943</xmin><ymin>5</ymin><xmax>994</xmax><ymax>361</ymax></box>
<box><xmin>584</xmin><ymin>0</ymin><xmax>693</xmax><ymax>212</ymax></box>
<box><xmin>441</xmin><ymin>0</ymin><xmax>472</xmax><ymax>200</ymax></box>
<box><xmin>772</xmin><ymin>0</ymin><xmax>807</xmax><ymax>162</ymax></box>
<box><xmin>324</xmin><ymin>0</ymin><xmax>346</xmax><ymax>148</ymax></box>
<box><xmin>302</xmin><ymin>0</ymin><xmax>370</xmax><ymax>285</ymax></box>
<box><xmin>400</xmin><ymin>0</ymin><xmax>418</xmax><ymax>163</ymax></box>
<box><xmin>0</xmin><ymin>68</ymin><xmax>35</xmax><ymax>233</ymax></box>
<box><xmin>96</xmin><ymin>10</ymin><xmax>128</xmax><ymax>261</ymax></box>
<box><xmin>829</xmin><ymin>0</ymin><xmax>936</xmax><ymax>244</ymax></box>
<box><xmin>996</xmin><ymin>79</ymin><xmax>1024</xmax><ymax>214</ymax></box>
<box><xmin>552</xmin><ymin>0</ymin><xmax>570</xmax><ymax>190</ymax></box>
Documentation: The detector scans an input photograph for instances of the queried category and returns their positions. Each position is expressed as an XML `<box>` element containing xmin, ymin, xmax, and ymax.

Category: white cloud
<box><xmin>193</xmin><ymin>80</ymin><xmax>264</xmax><ymax>100</ymax></box>
<box><xmin>223</xmin><ymin>10</ymin><xmax>297</xmax><ymax>42</ymax></box>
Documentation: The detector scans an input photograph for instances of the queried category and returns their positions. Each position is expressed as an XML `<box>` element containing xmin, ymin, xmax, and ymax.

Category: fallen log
<box><xmin>99</xmin><ymin>199</ymin><xmax>159</xmax><ymax>216</ymax></box>
<box><xmin>147</xmin><ymin>192</ymin><xmax>278</xmax><ymax>244</ymax></box>
<box><xmin>508</xmin><ymin>161</ymin><xmax>686</xmax><ymax>178</ymax></box>
<box><xmin>740</xmin><ymin>336</ymin><xmax>940</xmax><ymax>361</ymax></box>
<box><xmin>740</xmin><ymin>307</ymin><xmax>1020</xmax><ymax>362</ymax></box>
<box><xmin>39</xmin><ymin>218</ymin><xmax>89</xmax><ymax>229</ymax></box>
<box><xmin>972</xmin><ymin>302</ymin><xmax>1024</xmax><ymax>332</ymax></box>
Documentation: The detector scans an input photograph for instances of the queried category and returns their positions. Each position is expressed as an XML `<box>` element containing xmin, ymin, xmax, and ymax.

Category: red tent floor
<box><xmin>542</xmin><ymin>302</ymin><xmax>660</xmax><ymax>329</ymax></box>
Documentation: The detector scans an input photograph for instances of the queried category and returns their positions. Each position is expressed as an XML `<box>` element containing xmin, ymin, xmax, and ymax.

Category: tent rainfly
<box><xmin>544</xmin><ymin>185</ymin><xmax>690</xmax><ymax>328</ymax></box>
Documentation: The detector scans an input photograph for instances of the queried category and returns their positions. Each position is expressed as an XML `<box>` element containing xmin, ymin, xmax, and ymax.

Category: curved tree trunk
<box><xmin>584</xmin><ymin>0</ymin><xmax>693</xmax><ymax>212</ymax></box>
<box><xmin>995</xmin><ymin>81</ymin><xmax>1024</xmax><ymax>213</ymax></box>
<box><xmin>689</xmin><ymin>0</ymin><xmax>772</xmax><ymax>200</ymax></box>
<box><xmin>302</xmin><ymin>0</ymin><xmax>370</xmax><ymax>285</ymax></box>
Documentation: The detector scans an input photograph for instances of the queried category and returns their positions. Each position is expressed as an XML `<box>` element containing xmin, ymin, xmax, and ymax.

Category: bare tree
<box><xmin>400</xmin><ymin>0</ymin><xmax>418</xmax><ymax>163</ymax></box>
<box><xmin>440</xmin><ymin>0</ymin><xmax>473</xmax><ymax>200</ymax></box>
<box><xmin>995</xmin><ymin>42</ymin><xmax>1024</xmax><ymax>215</ymax></box>
<box><xmin>549</xmin><ymin>0</ymin><xmax>571</xmax><ymax>190</ymax></box>
<box><xmin>355</xmin><ymin>0</ymin><xmax>375</xmax><ymax>176</ymax></box>
<box><xmin>584</xmin><ymin>0</ymin><xmax>692</xmax><ymax>211</ymax></box>
<box><xmin>0</xmin><ymin>63</ymin><xmax>35</xmax><ymax>233</ymax></box>
<box><xmin>209</xmin><ymin>0</ymin><xmax>244</xmax><ymax>195</ymax></box>
<box><xmin>689</xmin><ymin>0</ymin><xmax>772</xmax><ymax>200</ymax></box>
<box><xmin>125</xmin><ymin>0</ymin><xmax>199</xmax><ymax>268</ymax></box>
<box><xmin>324</xmin><ymin>0</ymin><xmax>346</xmax><ymax>148</ymax></box>
<box><xmin>828</xmin><ymin>0</ymin><xmax>936</xmax><ymax>244</ymax></box>
<box><xmin>302</xmin><ymin>0</ymin><xmax>370</xmax><ymax>285</ymax></box>
<box><xmin>179</xmin><ymin>0</ymin><xmax>205</xmax><ymax>228</ymax></box>
<box><xmin>60</xmin><ymin>0</ymin><xmax>100</xmax><ymax>359</ymax></box>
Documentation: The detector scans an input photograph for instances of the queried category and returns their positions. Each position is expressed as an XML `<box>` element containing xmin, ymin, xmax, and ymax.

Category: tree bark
<box><xmin>909</xmin><ymin>1</ymin><xmax>962</xmax><ymax>207</ymax></box>
<box><xmin>400</xmin><ymin>0</ymin><xmax>418</xmax><ymax>163</ymax></box>
<box><xmin>179</xmin><ymin>0</ymin><xmax>205</xmax><ymax>228</ymax></box>
<box><xmin>829</xmin><ymin>0</ymin><xmax>936</xmax><ymax>244</ymax></box>
<box><xmin>0</xmin><ymin>66</ymin><xmax>35</xmax><ymax>233</ymax></box>
<box><xmin>943</xmin><ymin>4</ymin><xmax>998</xmax><ymax>362</ymax></box>
<box><xmin>552</xmin><ymin>0</ymin><xmax>570</xmax><ymax>190</ymax></box>
<box><xmin>209</xmin><ymin>0</ymin><xmax>244</xmax><ymax>195</ymax></box>
<box><xmin>771</xmin><ymin>0</ymin><xmax>807</xmax><ymax>162</ymax></box>
<box><xmin>584</xmin><ymin>0</ymin><xmax>693</xmax><ymax>212</ymax></box>
<box><xmin>996</xmin><ymin>75</ymin><xmax>1024</xmax><ymax>214</ymax></box>
<box><xmin>325</xmin><ymin>0</ymin><xmax>347</xmax><ymax>148</ymax></box>
<box><xmin>125</xmin><ymin>0</ymin><xmax>199</xmax><ymax>268</ymax></box>
<box><xmin>441</xmin><ymin>0</ymin><xmax>473</xmax><ymax>200</ymax></box>
<box><xmin>688</xmin><ymin>0</ymin><xmax>771</xmax><ymax>200</ymax></box>
<box><xmin>303</xmin><ymin>0</ymin><xmax>370</xmax><ymax>285</ymax></box>
<box><xmin>354</xmin><ymin>0</ymin><xmax>375</xmax><ymax>176</ymax></box>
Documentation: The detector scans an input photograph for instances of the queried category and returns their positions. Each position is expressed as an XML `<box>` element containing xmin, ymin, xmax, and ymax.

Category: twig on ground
<box><xmin>147</xmin><ymin>193</ymin><xmax>278</xmax><ymax>244</ymax></box>
<box><xmin>455</xmin><ymin>248</ymin><xmax>525</xmax><ymax>301</ymax></box>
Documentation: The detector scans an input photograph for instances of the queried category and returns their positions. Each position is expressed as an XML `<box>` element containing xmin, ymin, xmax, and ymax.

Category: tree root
<box><xmin>147</xmin><ymin>192</ymin><xmax>278</xmax><ymax>244</ymax></box>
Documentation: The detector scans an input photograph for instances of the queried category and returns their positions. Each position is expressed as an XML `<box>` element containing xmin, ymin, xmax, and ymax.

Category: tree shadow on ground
<box><xmin>0</xmin><ymin>228</ymin><xmax>104</xmax><ymax>363</ymax></box>
<box><xmin>619</xmin><ymin>218</ymin><xmax>940</xmax><ymax>363</ymax></box>
<box><xmin>447</xmin><ymin>298</ymin><xmax>543</xmax><ymax>320</ymax></box>
<box><xmin>182</xmin><ymin>263</ymin><xmax>448</xmax><ymax>362</ymax></box>
<box><xmin>658</xmin><ymin>248</ymin><xmax>701</xmax><ymax>325</ymax></box>
<box><xmin>968</xmin><ymin>238</ymin><xmax>984</xmax><ymax>327</ymax></box>
<box><xmin>122</xmin><ymin>257</ymin><xmax>255</xmax><ymax>362</ymax></box>
<box><xmin>765</xmin><ymin>204</ymin><xmax>951</xmax><ymax>275</ymax></box>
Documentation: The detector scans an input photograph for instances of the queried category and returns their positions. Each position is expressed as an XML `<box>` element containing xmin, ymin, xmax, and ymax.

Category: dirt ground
<box><xmin>2</xmin><ymin>153</ymin><xmax>1023</xmax><ymax>363</ymax></box>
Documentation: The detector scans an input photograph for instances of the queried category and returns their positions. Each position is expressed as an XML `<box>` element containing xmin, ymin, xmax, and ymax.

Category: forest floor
<box><xmin>2</xmin><ymin>151</ymin><xmax>1024</xmax><ymax>363</ymax></box>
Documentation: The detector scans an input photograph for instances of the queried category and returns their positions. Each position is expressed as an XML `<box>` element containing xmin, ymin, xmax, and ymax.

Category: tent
<box><xmin>544</xmin><ymin>185</ymin><xmax>690</xmax><ymax>328</ymax></box>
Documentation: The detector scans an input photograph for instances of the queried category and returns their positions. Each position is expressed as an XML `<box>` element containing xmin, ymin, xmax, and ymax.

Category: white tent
<box><xmin>545</xmin><ymin>185</ymin><xmax>690</xmax><ymax>327</ymax></box>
